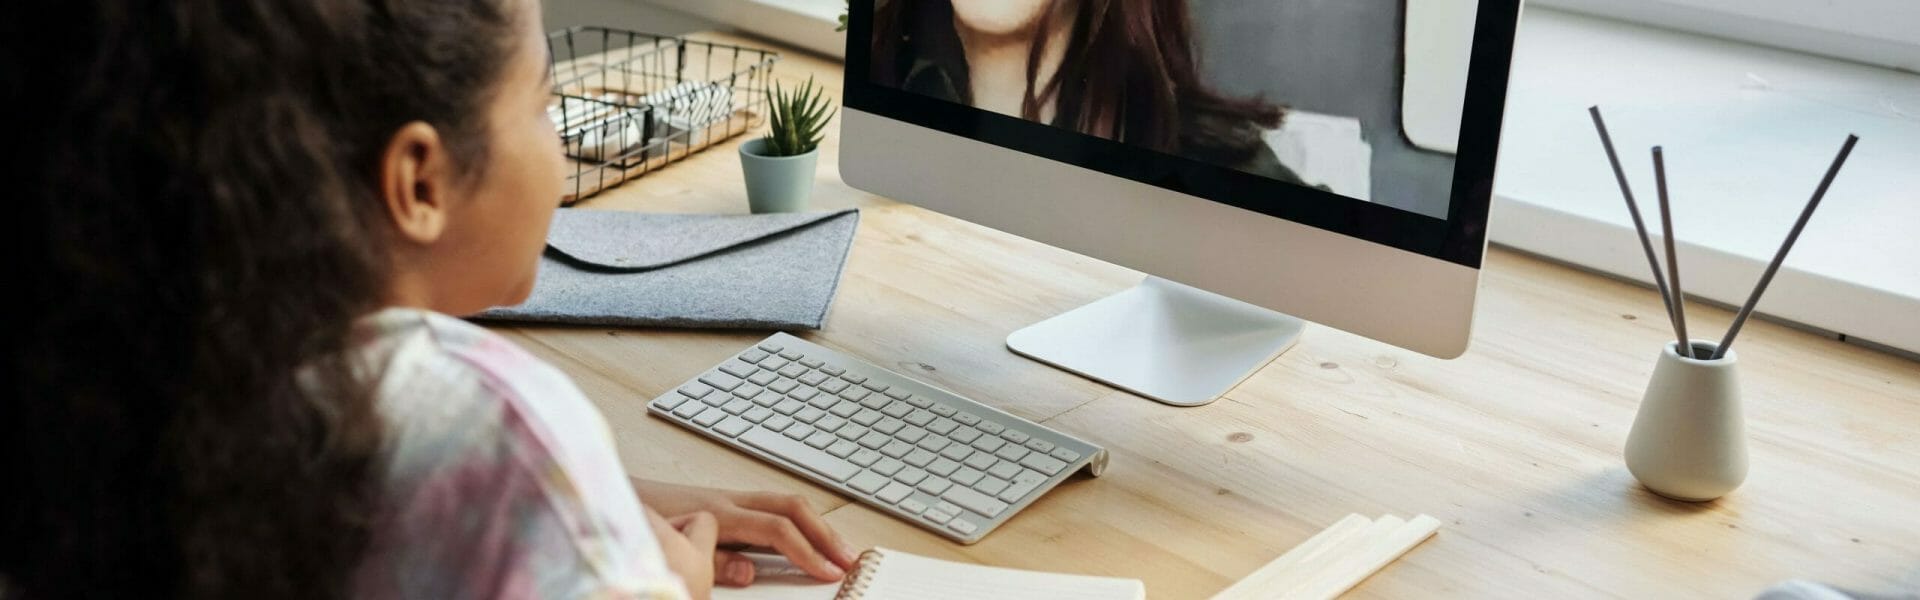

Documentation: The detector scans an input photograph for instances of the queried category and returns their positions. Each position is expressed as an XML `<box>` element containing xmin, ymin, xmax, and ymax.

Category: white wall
<box><xmin>542</xmin><ymin>0</ymin><xmax>716</xmax><ymax>35</ymax></box>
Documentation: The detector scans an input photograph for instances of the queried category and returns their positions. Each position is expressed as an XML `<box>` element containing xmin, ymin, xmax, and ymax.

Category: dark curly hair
<box><xmin>1</xmin><ymin>0</ymin><xmax>518</xmax><ymax>597</ymax></box>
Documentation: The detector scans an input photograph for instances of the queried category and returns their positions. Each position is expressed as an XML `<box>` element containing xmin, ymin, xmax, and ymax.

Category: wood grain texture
<box><xmin>492</xmin><ymin>33</ymin><xmax>1920</xmax><ymax>599</ymax></box>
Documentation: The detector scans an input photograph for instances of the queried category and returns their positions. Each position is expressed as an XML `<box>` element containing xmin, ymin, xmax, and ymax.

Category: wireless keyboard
<box><xmin>648</xmin><ymin>333</ymin><xmax>1108</xmax><ymax>544</ymax></box>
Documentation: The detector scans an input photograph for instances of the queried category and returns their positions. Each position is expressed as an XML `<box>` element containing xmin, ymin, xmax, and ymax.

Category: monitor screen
<box><xmin>866</xmin><ymin>0</ymin><xmax>1480</xmax><ymax>219</ymax></box>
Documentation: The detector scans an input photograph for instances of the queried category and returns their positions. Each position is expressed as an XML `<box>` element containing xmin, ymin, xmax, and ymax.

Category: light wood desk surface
<box><xmin>497</xmin><ymin>34</ymin><xmax>1920</xmax><ymax>599</ymax></box>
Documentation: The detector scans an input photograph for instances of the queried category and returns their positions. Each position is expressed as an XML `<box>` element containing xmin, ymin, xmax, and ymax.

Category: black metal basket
<box><xmin>547</xmin><ymin>27</ymin><xmax>779</xmax><ymax>204</ymax></box>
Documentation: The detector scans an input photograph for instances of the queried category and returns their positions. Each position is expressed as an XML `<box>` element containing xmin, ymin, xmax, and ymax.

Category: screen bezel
<box><xmin>842</xmin><ymin>0</ymin><xmax>1520</xmax><ymax>269</ymax></box>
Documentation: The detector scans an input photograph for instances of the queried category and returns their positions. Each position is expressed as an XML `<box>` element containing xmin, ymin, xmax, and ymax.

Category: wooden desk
<box><xmin>497</xmin><ymin>33</ymin><xmax>1920</xmax><ymax>599</ymax></box>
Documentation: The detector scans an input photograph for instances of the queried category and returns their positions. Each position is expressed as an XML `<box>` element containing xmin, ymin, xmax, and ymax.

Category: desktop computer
<box><xmin>650</xmin><ymin>0</ymin><xmax>1523</xmax><ymax>543</ymax></box>
<box><xmin>841</xmin><ymin>0</ymin><xmax>1522</xmax><ymax>405</ymax></box>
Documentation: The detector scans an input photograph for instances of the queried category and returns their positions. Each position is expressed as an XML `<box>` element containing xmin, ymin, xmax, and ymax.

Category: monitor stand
<box><xmin>1007</xmin><ymin>277</ymin><xmax>1304</xmax><ymax>407</ymax></box>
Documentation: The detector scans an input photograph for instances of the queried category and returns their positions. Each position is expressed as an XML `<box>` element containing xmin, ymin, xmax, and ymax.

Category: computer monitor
<box><xmin>840</xmin><ymin>0</ymin><xmax>1522</xmax><ymax>406</ymax></box>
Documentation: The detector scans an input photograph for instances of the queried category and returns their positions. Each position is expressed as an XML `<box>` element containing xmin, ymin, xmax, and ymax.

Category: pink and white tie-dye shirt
<box><xmin>346</xmin><ymin>307</ymin><xmax>689</xmax><ymax>599</ymax></box>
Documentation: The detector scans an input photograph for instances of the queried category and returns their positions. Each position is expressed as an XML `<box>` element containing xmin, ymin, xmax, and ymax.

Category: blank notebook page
<box><xmin>860</xmin><ymin>549</ymin><xmax>1144</xmax><ymax>600</ymax></box>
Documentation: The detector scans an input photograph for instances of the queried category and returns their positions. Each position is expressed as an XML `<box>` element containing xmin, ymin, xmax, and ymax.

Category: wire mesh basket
<box><xmin>547</xmin><ymin>27</ymin><xmax>779</xmax><ymax>204</ymax></box>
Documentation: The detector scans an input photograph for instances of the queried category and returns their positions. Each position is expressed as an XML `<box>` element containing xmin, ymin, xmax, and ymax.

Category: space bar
<box><xmin>740</xmin><ymin>428</ymin><xmax>858</xmax><ymax>482</ymax></box>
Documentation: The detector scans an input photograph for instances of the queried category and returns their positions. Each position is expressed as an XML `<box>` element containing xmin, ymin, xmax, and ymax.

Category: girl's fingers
<box><xmin>734</xmin><ymin>492</ymin><xmax>860</xmax><ymax>568</ymax></box>
<box><xmin>724</xmin><ymin>511</ymin><xmax>845</xmax><ymax>582</ymax></box>
<box><xmin>712</xmin><ymin>550</ymin><xmax>756</xmax><ymax>587</ymax></box>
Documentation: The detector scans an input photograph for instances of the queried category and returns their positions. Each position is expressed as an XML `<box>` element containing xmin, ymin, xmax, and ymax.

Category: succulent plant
<box><xmin>762</xmin><ymin>76</ymin><xmax>836</xmax><ymax>157</ymax></box>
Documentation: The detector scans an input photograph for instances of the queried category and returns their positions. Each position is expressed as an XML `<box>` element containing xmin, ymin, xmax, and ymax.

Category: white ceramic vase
<box><xmin>1624</xmin><ymin>340</ymin><xmax>1748</xmax><ymax>502</ymax></box>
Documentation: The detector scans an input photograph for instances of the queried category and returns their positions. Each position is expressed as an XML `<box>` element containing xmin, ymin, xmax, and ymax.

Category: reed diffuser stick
<box><xmin>1588</xmin><ymin>107</ymin><xmax>1683</xmax><ymax>345</ymax></box>
<box><xmin>1713</xmin><ymin>134</ymin><xmax>1860</xmax><ymax>359</ymax></box>
<box><xmin>1651</xmin><ymin>147</ymin><xmax>1692</xmax><ymax>358</ymax></box>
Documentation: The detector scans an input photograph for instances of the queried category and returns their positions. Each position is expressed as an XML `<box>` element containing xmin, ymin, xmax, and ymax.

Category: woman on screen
<box><xmin>872</xmin><ymin>0</ymin><xmax>1310</xmax><ymax>186</ymax></box>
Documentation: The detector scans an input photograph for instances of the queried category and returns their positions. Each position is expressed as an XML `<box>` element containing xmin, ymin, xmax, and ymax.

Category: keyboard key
<box><xmin>922</xmin><ymin>509</ymin><xmax>952</xmax><ymax>525</ymax></box>
<box><xmin>899</xmin><ymin>498</ymin><xmax>929</xmax><ymax>515</ymax></box>
<box><xmin>938</xmin><ymin>444</ymin><xmax>973</xmax><ymax>462</ymax></box>
<box><xmin>815</xmin><ymin>415</ymin><xmax>847</xmax><ymax>432</ymax></box>
<box><xmin>837</xmin><ymin>425</ymin><xmax>870</xmax><ymax>441</ymax></box>
<box><xmin>880</xmin><ymin>440</ymin><xmax>913</xmax><ymax>459</ymax></box>
<box><xmin>759</xmin><ymin>357</ymin><xmax>790</xmax><ymax>371</ymax></box>
<box><xmin>917</xmin><ymin>477</ymin><xmax>952</xmax><ymax>495</ymax></box>
<box><xmin>779</xmin><ymin>365</ymin><xmax>808</xmax><ymax>378</ymax></box>
<box><xmin>1024</xmin><ymin>439</ymin><xmax>1056</xmax><ymax>454</ymax></box>
<box><xmin>859</xmin><ymin>394</ymin><xmax>890</xmax><ymax>410</ymax></box>
<box><xmin>849</xmin><ymin>449</ymin><xmax>881</xmax><ymax>467</ymax></box>
<box><xmin>747</xmin><ymin>370</ymin><xmax>778</xmax><ymax>386</ymax></box>
<box><xmin>950</xmin><ymin>427</ymin><xmax>981</xmax><ymax>444</ymax></box>
<box><xmin>1050</xmin><ymin>448</ymin><xmax>1081</xmax><ymax>462</ymax></box>
<box><xmin>904</xmin><ymin>409</ymin><xmax>935</xmax><ymax>427</ymax></box>
<box><xmin>994</xmin><ymin>444</ymin><xmax>1029</xmax><ymax>462</ymax></box>
<box><xmin>798</xmin><ymin>357</ymin><xmax>824</xmax><ymax>369</ymax></box>
<box><xmin>740</xmin><ymin>428</ymin><xmax>856</xmax><ymax>482</ymax></box>
<box><xmin>677</xmin><ymin>384</ymin><xmax>715</xmax><ymax>400</ymax></box>
<box><xmin>881</xmin><ymin>401</ymin><xmax>913</xmax><ymax>418</ymax></box>
<box><xmin>767</xmin><ymin>379</ymin><xmax>798</xmax><ymax>394</ymax></box>
<box><xmin>763</xmin><ymin>415</ymin><xmax>794</xmax><ymax>432</ymax></box>
<box><xmin>875</xmin><ymin>482</ymin><xmax>913</xmax><ymax>504</ymax></box>
<box><xmin>953</xmin><ymin>412</ymin><xmax>981</xmax><ymax>426</ymax></box>
<box><xmin>929</xmin><ymin>404</ymin><xmax>958</xmax><ymax>417</ymax></box>
<box><xmin>884</xmin><ymin>389</ymin><xmax>912</xmax><ymax>401</ymax></box>
<box><xmin>896</xmin><ymin>426</ymin><xmax>927</xmax><ymax>444</ymax></box>
<box><xmin>693</xmin><ymin>407</ymin><xmax>727</xmax><ymax>426</ymax></box>
<box><xmin>789</xmin><ymin>388</ymin><xmax>819</xmax><ymax>402</ymax></box>
<box><xmin>722</xmin><ymin>399</ymin><xmax>753</xmax><ymax>415</ymax></box>
<box><xmin>986</xmin><ymin>460</ymin><xmax>1022</xmax><ymax>481</ymax></box>
<box><xmin>944</xmin><ymin>486</ymin><xmax>1009</xmax><ymax>517</ymax></box>
<box><xmin>840</xmin><ymin>373</ymin><xmax>868</xmax><ymax>385</ymax></box>
<box><xmin>719</xmin><ymin>361</ymin><xmax>756</xmax><ymax>378</ymax></box>
<box><xmin>927</xmin><ymin>458</ymin><xmax>961</xmax><ymax>477</ymax></box>
<box><xmin>976</xmin><ymin>421</ymin><xmax>1004</xmax><ymax>435</ymax></box>
<box><xmin>858</xmin><ymin>432</ymin><xmax>890</xmax><ymax>449</ymax></box>
<box><xmin>915</xmin><ymin>436</ymin><xmax>950</xmax><ymax>452</ymax></box>
<box><xmin>963</xmin><ymin>452</ymin><xmax>996</xmax><ymax>470</ymax></box>
<box><xmin>840</xmin><ymin>387</ymin><xmax>873</xmax><ymax>402</ymax></box>
<box><xmin>713</xmin><ymin>417</ymin><xmax>752</xmax><ymax>437</ymax></box>
<box><xmin>970</xmin><ymin>436</ymin><xmax>1004</xmax><ymax>453</ymax></box>
<box><xmin>777</xmin><ymin>350</ymin><xmax>803</xmax><ymax>360</ymax></box>
<box><xmin>904</xmin><ymin>394</ymin><xmax>933</xmax><ymax>409</ymax></box>
<box><xmin>1011</xmin><ymin>469</ymin><xmax>1047</xmax><ymax>485</ymax></box>
<box><xmin>848</xmin><ymin>470</ymin><xmax>888</xmax><ymax>494</ymax></box>
<box><xmin>743</xmin><ymin>407</ymin><xmax>773</xmax><ymax>423</ymax></box>
<box><xmin>872</xmin><ymin>458</ymin><xmax>904</xmax><ymax>476</ymax></box>
<box><xmin>903</xmin><ymin>449</ymin><xmax>937</xmax><ymax>468</ymax></box>
<box><xmin>699</xmin><ymin>373</ymin><xmax>742</xmax><ymax>392</ymax></box>
<box><xmin>851</xmin><ymin>409</ymin><xmax>883</xmax><ymax>426</ymax></box>
<box><xmin>756</xmin><ymin>343</ymin><xmax>783</xmax><ymax>354</ymax></box>
<box><xmin>975</xmin><ymin>476</ymin><xmax>1009</xmax><ymax>496</ymax></box>
<box><xmin>731</xmin><ymin>385</ymin><xmax>763</xmax><ymax>400</ymax></box>
<box><xmin>873</xmin><ymin>418</ymin><xmax>904</xmax><ymax>435</ymax></box>
<box><xmin>808</xmin><ymin>394</ymin><xmax>840</xmax><ymax>409</ymax></box>
<box><xmin>701</xmin><ymin>392</ymin><xmax>731</xmax><ymax>407</ymax></box>
<box><xmin>805</xmin><ymin>432</ymin><xmax>836</xmax><ymax>449</ymax></box>
<box><xmin>935</xmin><ymin>501</ymin><xmax>963</xmax><ymax>516</ymax></box>
<box><xmin>819</xmin><ymin>365</ymin><xmax>845</xmax><ymax>376</ymax></box>
<box><xmin>998</xmin><ymin>479</ymin><xmax>1041</xmax><ymax>503</ymax></box>
<box><xmin>655</xmin><ymin>395</ymin><xmax>687</xmax><ymax>411</ymax></box>
<box><xmin>1000</xmin><ymin>430</ymin><xmax>1030</xmax><ymax>444</ymax></box>
<box><xmin>772</xmin><ymin>400</ymin><xmax>804</xmax><ymax>415</ymax></box>
<box><xmin>950</xmin><ymin>468</ymin><xmax>983</xmax><ymax>486</ymax></box>
<box><xmin>828</xmin><ymin>402</ymin><xmax>861</xmax><ymax>418</ymax></box>
<box><xmin>826</xmin><ymin>440</ymin><xmax>858</xmax><ymax>458</ymax></box>
<box><xmin>783</xmin><ymin>424</ymin><xmax>815</xmax><ymax>441</ymax></box>
<box><xmin>795</xmin><ymin>407</ymin><xmax>826</xmax><ymax>424</ymax></box>
<box><xmin>672</xmin><ymin>400</ymin><xmax>706</xmax><ymax>418</ymax></box>
<box><xmin>860</xmin><ymin>381</ymin><xmax>886</xmax><ymax>392</ymax></box>
<box><xmin>926</xmin><ymin>418</ymin><xmax>959</xmax><ymax>435</ymax></box>
<box><xmin>1020</xmin><ymin>454</ymin><xmax>1068</xmax><ymax>476</ymax></box>
<box><xmin>894</xmin><ymin>467</ymin><xmax>927</xmax><ymax>486</ymax></box>
<box><xmin>819</xmin><ymin>379</ymin><xmax>850</xmax><ymax>394</ymax></box>
<box><xmin>799</xmin><ymin>372</ymin><xmax>829</xmax><ymax>386</ymax></box>
<box><xmin>948</xmin><ymin>519</ymin><xmax>979</xmax><ymax>535</ymax></box>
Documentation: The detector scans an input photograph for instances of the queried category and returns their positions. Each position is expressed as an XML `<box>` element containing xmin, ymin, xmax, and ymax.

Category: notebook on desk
<box><xmin>714</xmin><ymin>548</ymin><xmax>1144</xmax><ymax>600</ymax></box>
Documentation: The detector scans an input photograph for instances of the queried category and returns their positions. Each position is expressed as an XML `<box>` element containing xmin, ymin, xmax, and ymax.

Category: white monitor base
<box><xmin>1007</xmin><ymin>277</ymin><xmax>1305</xmax><ymax>406</ymax></box>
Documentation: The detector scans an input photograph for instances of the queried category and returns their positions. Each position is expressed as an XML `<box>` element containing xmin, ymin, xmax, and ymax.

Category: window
<box><xmin>1530</xmin><ymin>0</ymin><xmax>1920</xmax><ymax>71</ymax></box>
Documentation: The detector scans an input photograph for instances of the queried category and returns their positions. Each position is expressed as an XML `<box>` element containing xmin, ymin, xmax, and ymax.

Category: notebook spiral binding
<box><xmin>832</xmin><ymin>550</ymin><xmax>888</xmax><ymax>600</ymax></box>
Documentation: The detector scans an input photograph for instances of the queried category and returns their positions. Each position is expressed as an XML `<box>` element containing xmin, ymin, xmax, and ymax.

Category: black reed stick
<box><xmin>1712</xmin><ymin>134</ymin><xmax>1860</xmax><ymax>359</ymax></box>
<box><xmin>1588</xmin><ymin>107</ymin><xmax>1683</xmax><ymax>346</ymax></box>
<box><xmin>1651</xmin><ymin>146</ymin><xmax>1692</xmax><ymax>357</ymax></box>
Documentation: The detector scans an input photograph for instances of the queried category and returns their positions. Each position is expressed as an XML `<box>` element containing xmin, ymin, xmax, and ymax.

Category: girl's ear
<box><xmin>378</xmin><ymin>121</ymin><xmax>453</xmax><ymax>245</ymax></box>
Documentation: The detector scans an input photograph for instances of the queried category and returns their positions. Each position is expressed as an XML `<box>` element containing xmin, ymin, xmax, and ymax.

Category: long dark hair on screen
<box><xmin>872</xmin><ymin>0</ymin><xmax>1283</xmax><ymax>165</ymax></box>
<box><xmin>0</xmin><ymin>0</ymin><xmax>515</xmax><ymax>598</ymax></box>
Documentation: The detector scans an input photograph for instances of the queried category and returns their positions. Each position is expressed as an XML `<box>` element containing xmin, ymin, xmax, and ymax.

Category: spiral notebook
<box><xmin>713</xmin><ymin>548</ymin><xmax>1144</xmax><ymax>600</ymax></box>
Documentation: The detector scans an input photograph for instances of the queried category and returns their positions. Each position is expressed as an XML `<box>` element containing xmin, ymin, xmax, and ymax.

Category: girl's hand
<box><xmin>647</xmin><ymin>506</ymin><xmax>717</xmax><ymax>600</ymax></box>
<box><xmin>633</xmin><ymin>479</ymin><xmax>860</xmax><ymax>586</ymax></box>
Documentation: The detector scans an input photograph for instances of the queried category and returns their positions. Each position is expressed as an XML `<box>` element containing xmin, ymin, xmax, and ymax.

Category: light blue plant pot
<box><xmin>739</xmin><ymin>137</ymin><xmax>819</xmax><ymax>214</ymax></box>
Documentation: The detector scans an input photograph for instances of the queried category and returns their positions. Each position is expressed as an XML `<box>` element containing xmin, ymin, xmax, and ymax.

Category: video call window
<box><xmin>868</xmin><ymin>0</ymin><xmax>1477</xmax><ymax>219</ymax></box>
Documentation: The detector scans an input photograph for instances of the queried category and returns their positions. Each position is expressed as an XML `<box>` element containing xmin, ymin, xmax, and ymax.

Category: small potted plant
<box><xmin>740</xmin><ymin>76</ymin><xmax>835</xmax><ymax>213</ymax></box>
